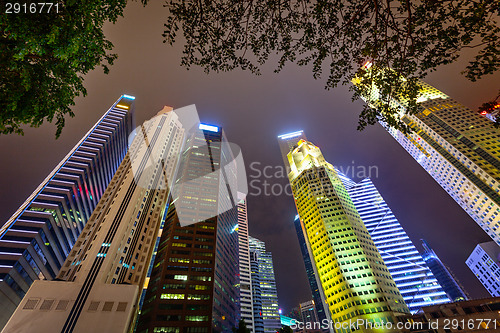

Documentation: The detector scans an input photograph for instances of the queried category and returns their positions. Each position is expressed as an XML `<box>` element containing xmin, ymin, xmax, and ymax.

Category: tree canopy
<box><xmin>0</xmin><ymin>0</ymin><xmax>137</xmax><ymax>137</ymax></box>
<box><xmin>162</xmin><ymin>0</ymin><xmax>500</xmax><ymax>132</ymax></box>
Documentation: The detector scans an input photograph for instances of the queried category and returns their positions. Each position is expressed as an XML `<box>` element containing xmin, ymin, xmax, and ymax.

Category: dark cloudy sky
<box><xmin>0</xmin><ymin>1</ymin><xmax>498</xmax><ymax>313</ymax></box>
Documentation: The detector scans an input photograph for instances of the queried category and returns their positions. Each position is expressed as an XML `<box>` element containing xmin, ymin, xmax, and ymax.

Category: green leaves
<box><xmin>0</xmin><ymin>0</ymin><xmax>146</xmax><ymax>138</ymax></box>
<box><xmin>162</xmin><ymin>0</ymin><xmax>500</xmax><ymax>132</ymax></box>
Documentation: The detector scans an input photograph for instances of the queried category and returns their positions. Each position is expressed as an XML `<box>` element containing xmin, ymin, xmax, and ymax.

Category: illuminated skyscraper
<box><xmin>421</xmin><ymin>240</ymin><xmax>468</xmax><ymax>302</ymax></box>
<box><xmin>238</xmin><ymin>194</ymin><xmax>255</xmax><ymax>332</ymax></box>
<box><xmin>355</xmin><ymin>75</ymin><xmax>500</xmax><ymax>244</ymax></box>
<box><xmin>249</xmin><ymin>236</ymin><xmax>281</xmax><ymax>333</ymax></box>
<box><xmin>0</xmin><ymin>95</ymin><xmax>135</xmax><ymax>328</ymax></box>
<box><xmin>2</xmin><ymin>106</ymin><xmax>185</xmax><ymax>333</ymax></box>
<box><xmin>136</xmin><ymin>123</ymin><xmax>240</xmax><ymax>333</ymax></box>
<box><xmin>466</xmin><ymin>241</ymin><xmax>500</xmax><ymax>297</ymax></box>
<box><xmin>336</xmin><ymin>172</ymin><xmax>450</xmax><ymax>313</ymax></box>
<box><xmin>286</xmin><ymin>139</ymin><xmax>409</xmax><ymax>332</ymax></box>
<box><xmin>278</xmin><ymin>130</ymin><xmax>308</xmax><ymax>171</ymax></box>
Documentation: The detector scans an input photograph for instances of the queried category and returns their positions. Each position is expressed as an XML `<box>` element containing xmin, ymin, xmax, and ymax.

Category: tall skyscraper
<box><xmin>335</xmin><ymin>173</ymin><xmax>450</xmax><ymax>313</ymax></box>
<box><xmin>466</xmin><ymin>241</ymin><xmax>500</xmax><ymax>297</ymax></box>
<box><xmin>238</xmin><ymin>194</ymin><xmax>255</xmax><ymax>332</ymax></box>
<box><xmin>0</xmin><ymin>95</ymin><xmax>135</xmax><ymax>328</ymax></box>
<box><xmin>278</xmin><ymin>130</ymin><xmax>308</xmax><ymax>171</ymax></box>
<box><xmin>2</xmin><ymin>106</ymin><xmax>185</xmax><ymax>333</ymax></box>
<box><xmin>421</xmin><ymin>240</ymin><xmax>468</xmax><ymax>302</ymax></box>
<box><xmin>136</xmin><ymin>123</ymin><xmax>240</xmax><ymax>333</ymax></box>
<box><xmin>292</xmin><ymin>215</ymin><xmax>328</xmax><ymax>324</ymax></box>
<box><xmin>250</xmin><ymin>245</ymin><xmax>265</xmax><ymax>333</ymax></box>
<box><xmin>285</xmin><ymin>139</ymin><xmax>409</xmax><ymax>331</ymax></box>
<box><xmin>298</xmin><ymin>300</ymin><xmax>320</xmax><ymax>329</ymax></box>
<box><xmin>355</xmin><ymin>74</ymin><xmax>500</xmax><ymax>244</ymax></box>
<box><xmin>248</xmin><ymin>236</ymin><xmax>281</xmax><ymax>333</ymax></box>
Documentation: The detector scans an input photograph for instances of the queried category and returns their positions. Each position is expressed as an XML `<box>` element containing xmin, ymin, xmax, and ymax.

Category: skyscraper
<box><xmin>278</xmin><ymin>130</ymin><xmax>308</xmax><ymax>171</ymax></box>
<box><xmin>355</xmin><ymin>74</ymin><xmax>500</xmax><ymax>244</ymax></box>
<box><xmin>286</xmin><ymin>139</ymin><xmax>409</xmax><ymax>331</ymax></box>
<box><xmin>421</xmin><ymin>240</ymin><xmax>468</xmax><ymax>302</ymax></box>
<box><xmin>2</xmin><ymin>105</ymin><xmax>185</xmax><ymax>333</ymax></box>
<box><xmin>136</xmin><ymin>123</ymin><xmax>240</xmax><ymax>333</ymax></box>
<box><xmin>249</xmin><ymin>236</ymin><xmax>281</xmax><ymax>333</ymax></box>
<box><xmin>238</xmin><ymin>194</ymin><xmax>255</xmax><ymax>332</ymax></box>
<box><xmin>292</xmin><ymin>215</ymin><xmax>328</xmax><ymax>324</ymax></box>
<box><xmin>0</xmin><ymin>95</ymin><xmax>135</xmax><ymax>328</ymax></box>
<box><xmin>336</xmin><ymin>172</ymin><xmax>450</xmax><ymax>313</ymax></box>
<box><xmin>298</xmin><ymin>300</ymin><xmax>320</xmax><ymax>330</ymax></box>
<box><xmin>280</xmin><ymin>132</ymin><xmax>328</xmax><ymax>326</ymax></box>
<box><xmin>466</xmin><ymin>241</ymin><xmax>500</xmax><ymax>297</ymax></box>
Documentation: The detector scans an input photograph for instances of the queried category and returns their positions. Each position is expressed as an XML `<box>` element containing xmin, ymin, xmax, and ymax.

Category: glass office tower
<box><xmin>421</xmin><ymin>240</ymin><xmax>468</xmax><ymax>302</ymax></box>
<box><xmin>336</xmin><ymin>173</ymin><xmax>450</xmax><ymax>313</ymax></box>
<box><xmin>0</xmin><ymin>95</ymin><xmax>135</xmax><ymax>328</ymax></box>
<box><xmin>286</xmin><ymin>139</ymin><xmax>409</xmax><ymax>332</ymax></box>
<box><xmin>355</xmin><ymin>74</ymin><xmax>500</xmax><ymax>244</ymax></box>
<box><xmin>2</xmin><ymin>105</ymin><xmax>185</xmax><ymax>333</ymax></box>
<box><xmin>248</xmin><ymin>236</ymin><xmax>281</xmax><ymax>333</ymax></box>
<box><xmin>292</xmin><ymin>215</ymin><xmax>328</xmax><ymax>324</ymax></box>
<box><xmin>136</xmin><ymin>123</ymin><xmax>240</xmax><ymax>333</ymax></box>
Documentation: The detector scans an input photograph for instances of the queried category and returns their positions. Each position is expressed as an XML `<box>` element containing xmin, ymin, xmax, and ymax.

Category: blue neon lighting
<box><xmin>230</xmin><ymin>224</ymin><xmax>238</xmax><ymax>233</ymax></box>
<box><xmin>278</xmin><ymin>130</ymin><xmax>303</xmax><ymax>140</ymax></box>
<box><xmin>199</xmin><ymin>123</ymin><xmax>219</xmax><ymax>132</ymax></box>
<box><xmin>122</xmin><ymin>94</ymin><xmax>136</xmax><ymax>100</ymax></box>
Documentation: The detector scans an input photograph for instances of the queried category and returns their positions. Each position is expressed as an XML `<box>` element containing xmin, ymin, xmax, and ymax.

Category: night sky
<box><xmin>1</xmin><ymin>2</ymin><xmax>498</xmax><ymax>313</ymax></box>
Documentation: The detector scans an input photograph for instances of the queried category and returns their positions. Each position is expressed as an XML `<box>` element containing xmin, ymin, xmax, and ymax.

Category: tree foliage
<box><xmin>0</xmin><ymin>0</ymin><xmax>140</xmax><ymax>137</ymax></box>
<box><xmin>162</xmin><ymin>0</ymin><xmax>500</xmax><ymax>132</ymax></box>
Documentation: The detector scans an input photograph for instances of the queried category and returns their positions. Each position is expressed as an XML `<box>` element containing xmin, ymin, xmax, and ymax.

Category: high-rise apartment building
<box><xmin>136</xmin><ymin>123</ymin><xmax>240</xmax><ymax>333</ymax></box>
<box><xmin>248</xmin><ymin>236</ymin><xmax>281</xmax><ymax>333</ymax></box>
<box><xmin>466</xmin><ymin>241</ymin><xmax>500</xmax><ymax>297</ymax></box>
<box><xmin>421</xmin><ymin>240</ymin><xmax>468</xmax><ymax>302</ymax></box>
<box><xmin>355</xmin><ymin>74</ymin><xmax>500</xmax><ymax>244</ymax></box>
<box><xmin>285</xmin><ymin>139</ymin><xmax>409</xmax><ymax>332</ymax></box>
<box><xmin>0</xmin><ymin>95</ymin><xmax>135</xmax><ymax>328</ymax></box>
<box><xmin>2</xmin><ymin>105</ymin><xmax>185</xmax><ymax>333</ymax></box>
<box><xmin>238</xmin><ymin>194</ymin><xmax>255</xmax><ymax>332</ymax></box>
<box><xmin>336</xmin><ymin>173</ymin><xmax>450</xmax><ymax>313</ymax></box>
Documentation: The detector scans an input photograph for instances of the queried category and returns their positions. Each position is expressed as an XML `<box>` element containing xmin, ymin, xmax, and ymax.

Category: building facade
<box><xmin>136</xmin><ymin>123</ymin><xmax>240</xmax><ymax>333</ymax></box>
<box><xmin>421</xmin><ymin>240</ymin><xmax>468</xmax><ymax>302</ymax></box>
<box><xmin>249</xmin><ymin>236</ymin><xmax>281</xmax><ymax>333</ymax></box>
<box><xmin>279</xmin><ymin>132</ymin><xmax>329</xmax><ymax>325</ymax></box>
<box><xmin>292</xmin><ymin>215</ymin><xmax>329</xmax><ymax>325</ymax></box>
<box><xmin>356</xmin><ymin>75</ymin><xmax>500</xmax><ymax>244</ymax></box>
<box><xmin>286</xmin><ymin>139</ymin><xmax>409</xmax><ymax>332</ymax></box>
<box><xmin>336</xmin><ymin>173</ymin><xmax>450</xmax><ymax>313</ymax></box>
<box><xmin>466</xmin><ymin>241</ymin><xmax>500</xmax><ymax>297</ymax></box>
<box><xmin>0</xmin><ymin>95</ymin><xmax>135</xmax><ymax>328</ymax></box>
<box><xmin>2</xmin><ymin>105</ymin><xmax>185</xmax><ymax>333</ymax></box>
<box><xmin>238</xmin><ymin>194</ymin><xmax>255</xmax><ymax>332</ymax></box>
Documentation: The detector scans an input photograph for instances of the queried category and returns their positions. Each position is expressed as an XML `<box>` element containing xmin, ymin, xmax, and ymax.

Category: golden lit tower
<box><xmin>287</xmin><ymin>140</ymin><xmax>409</xmax><ymax>332</ymax></box>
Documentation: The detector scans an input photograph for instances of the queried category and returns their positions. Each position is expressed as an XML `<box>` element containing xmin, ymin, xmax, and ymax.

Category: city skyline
<box><xmin>0</xmin><ymin>0</ymin><xmax>497</xmax><ymax>316</ymax></box>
